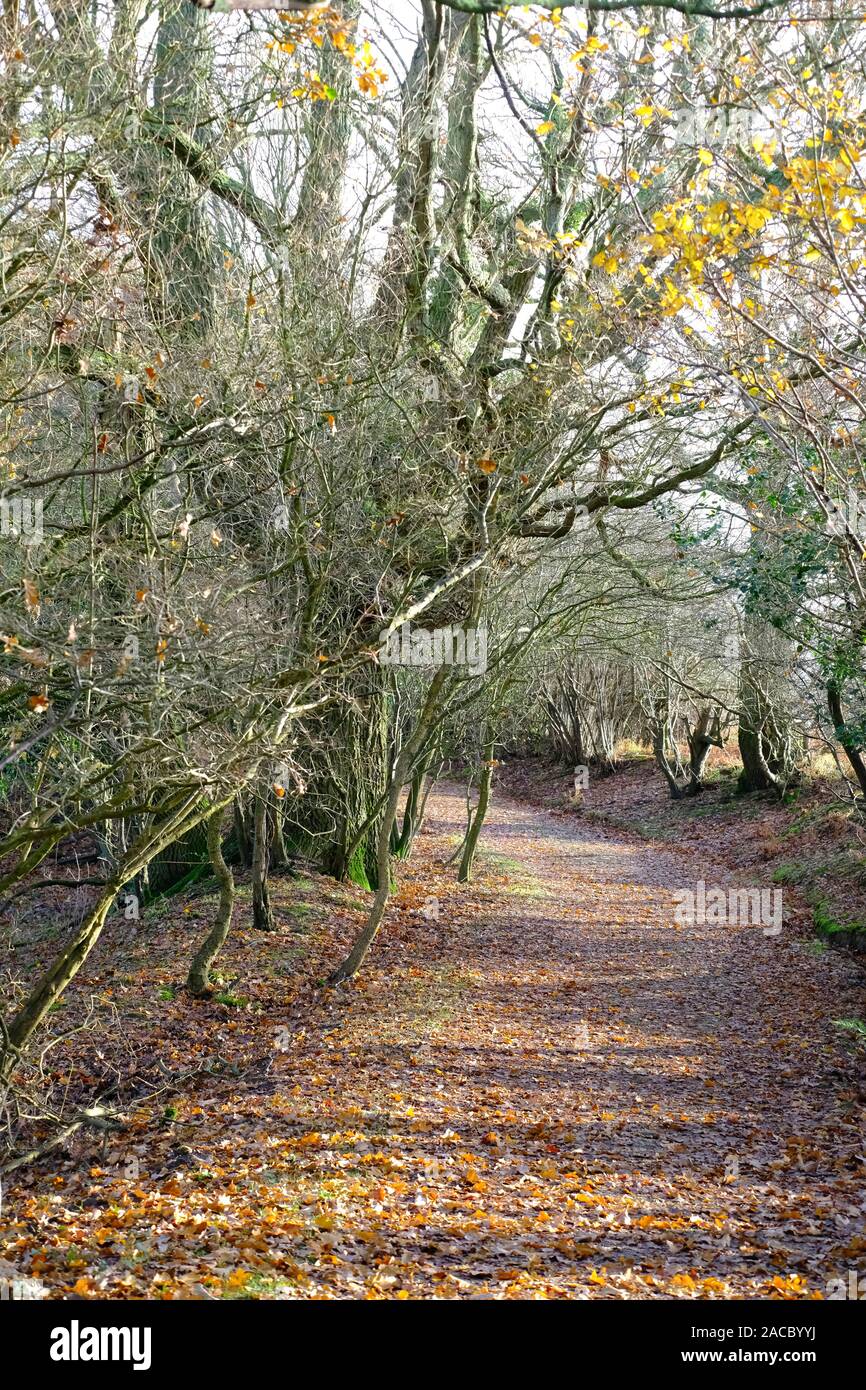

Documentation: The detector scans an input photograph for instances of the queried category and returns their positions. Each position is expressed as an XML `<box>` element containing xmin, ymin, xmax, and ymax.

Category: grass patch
<box><xmin>812</xmin><ymin>900</ymin><xmax>866</xmax><ymax>938</ymax></box>
<box><xmin>833</xmin><ymin>1018</ymin><xmax>866</xmax><ymax>1044</ymax></box>
<box><xmin>772</xmin><ymin>862</ymin><xmax>805</xmax><ymax>885</ymax></box>
<box><xmin>287</xmin><ymin>902</ymin><xmax>315</xmax><ymax>919</ymax></box>
<box><xmin>221</xmin><ymin>1272</ymin><xmax>297</xmax><ymax>1300</ymax></box>
<box><xmin>480</xmin><ymin>850</ymin><xmax>550</xmax><ymax>899</ymax></box>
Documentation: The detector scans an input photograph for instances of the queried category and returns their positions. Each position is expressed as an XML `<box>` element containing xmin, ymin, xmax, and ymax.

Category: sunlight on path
<box><xmin>241</xmin><ymin>784</ymin><xmax>865</xmax><ymax>1299</ymax></box>
<box><xmin>9</xmin><ymin>784</ymin><xmax>862</xmax><ymax>1301</ymax></box>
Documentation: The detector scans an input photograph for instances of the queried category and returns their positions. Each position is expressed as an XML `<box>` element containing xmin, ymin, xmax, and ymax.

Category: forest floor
<box><xmin>2</xmin><ymin>777</ymin><xmax>865</xmax><ymax>1299</ymax></box>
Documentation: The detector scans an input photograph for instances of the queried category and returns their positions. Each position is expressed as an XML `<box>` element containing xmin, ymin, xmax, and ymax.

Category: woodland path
<box><xmin>219</xmin><ymin>783</ymin><xmax>866</xmax><ymax>1299</ymax></box>
<box><xmin>8</xmin><ymin>783</ymin><xmax>864</xmax><ymax>1300</ymax></box>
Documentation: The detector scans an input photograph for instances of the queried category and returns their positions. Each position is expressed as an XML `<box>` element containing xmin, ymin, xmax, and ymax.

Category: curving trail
<box><xmin>9</xmin><ymin>782</ymin><xmax>863</xmax><ymax>1301</ymax></box>
<box><xmin>252</xmin><ymin>783</ymin><xmax>866</xmax><ymax>1298</ymax></box>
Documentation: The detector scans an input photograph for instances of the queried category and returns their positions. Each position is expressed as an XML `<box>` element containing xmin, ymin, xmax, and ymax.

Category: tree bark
<box><xmin>327</xmin><ymin>758</ymin><xmax>405</xmax><ymax>984</ymax></box>
<box><xmin>827</xmin><ymin>681</ymin><xmax>866</xmax><ymax>799</ymax></box>
<box><xmin>328</xmin><ymin>669</ymin><xmax>448</xmax><ymax>983</ymax></box>
<box><xmin>251</xmin><ymin>795</ymin><xmax>275</xmax><ymax>932</ymax></box>
<box><xmin>187</xmin><ymin>810</ymin><xmax>235</xmax><ymax>994</ymax></box>
<box><xmin>392</xmin><ymin>756</ymin><xmax>432</xmax><ymax>859</ymax></box>
<box><xmin>458</xmin><ymin>738</ymin><xmax>494</xmax><ymax>882</ymax></box>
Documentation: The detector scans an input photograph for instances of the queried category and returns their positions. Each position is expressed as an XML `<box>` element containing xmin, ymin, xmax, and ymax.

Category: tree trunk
<box><xmin>232</xmin><ymin>796</ymin><xmax>252</xmax><ymax>867</ymax></box>
<box><xmin>251</xmin><ymin>795</ymin><xmax>275</xmax><ymax>932</ymax></box>
<box><xmin>651</xmin><ymin>725</ymin><xmax>687</xmax><ymax>800</ymax></box>
<box><xmin>284</xmin><ymin>674</ymin><xmax>390</xmax><ymax>888</ymax></box>
<box><xmin>271</xmin><ymin>796</ymin><xmax>291</xmax><ymax>869</ymax></box>
<box><xmin>327</xmin><ymin>760</ymin><xmax>404</xmax><ymax>985</ymax></box>
<box><xmin>187</xmin><ymin>810</ymin><xmax>235</xmax><ymax>994</ymax></box>
<box><xmin>737</xmin><ymin>614</ymin><xmax>801</xmax><ymax>795</ymax></box>
<box><xmin>737</xmin><ymin>704</ymin><xmax>780</xmax><ymax>792</ymax></box>
<box><xmin>392</xmin><ymin>756</ymin><xmax>431</xmax><ymax>859</ymax></box>
<box><xmin>685</xmin><ymin>706</ymin><xmax>723</xmax><ymax>795</ymax></box>
<box><xmin>827</xmin><ymin>681</ymin><xmax>866</xmax><ymax>799</ymax></box>
<box><xmin>738</xmin><ymin>663</ymin><xmax>787</xmax><ymax>793</ymax></box>
<box><xmin>328</xmin><ymin>668</ymin><xmax>448</xmax><ymax>983</ymax></box>
<box><xmin>458</xmin><ymin>739</ymin><xmax>494</xmax><ymax>883</ymax></box>
<box><xmin>686</xmin><ymin>738</ymin><xmax>713</xmax><ymax>793</ymax></box>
